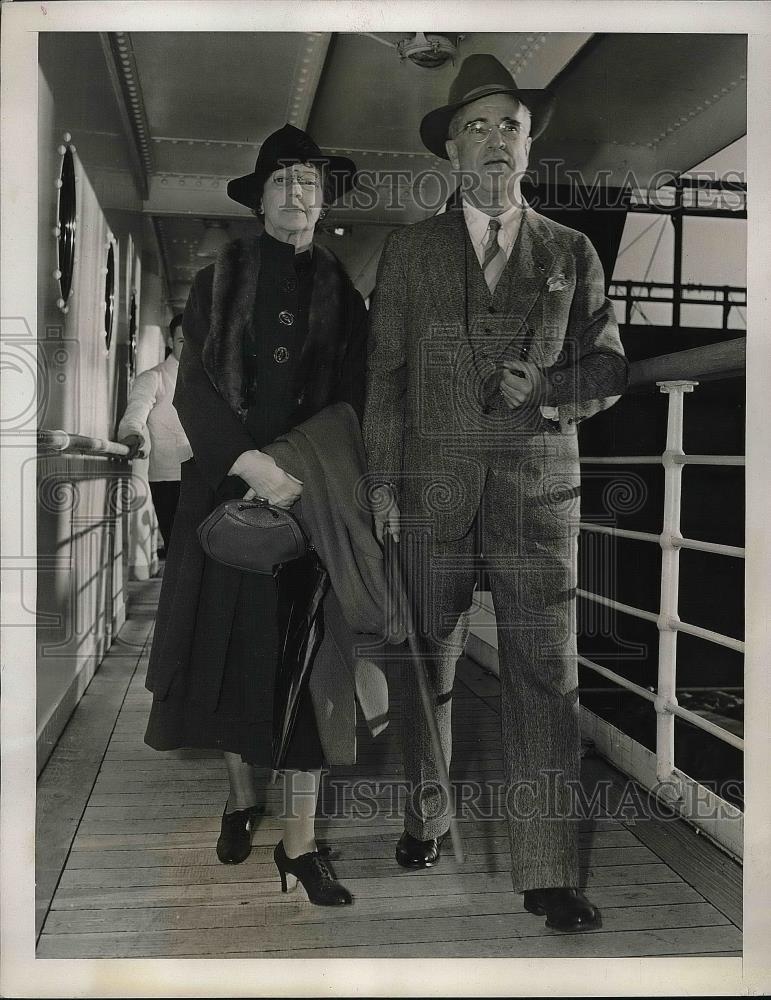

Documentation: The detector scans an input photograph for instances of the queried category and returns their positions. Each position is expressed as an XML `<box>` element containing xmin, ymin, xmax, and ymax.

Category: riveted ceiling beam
<box><xmin>99</xmin><ymin>31</ymin><xmax>153</xmax><ymax>200</ymax></box>
<box><xmin>285</xmin><ymin>32</ymin><xmax>332</xmax><ymax>131</ymax></box>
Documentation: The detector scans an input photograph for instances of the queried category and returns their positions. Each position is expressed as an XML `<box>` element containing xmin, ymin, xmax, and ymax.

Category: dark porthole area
<box><xmin>104</xmin><ymin>242</ymin><xmax>116</xmax><ymax>349</ymax></box>
<box><xmin>128</xmin><ymin>290</ymin><xmax>137</xmax><ymax>376</ymax></box>
<box><xmin>56</xmin><ymin>145</ymin><xmax>76</xmax><ymax>309</ymax></box>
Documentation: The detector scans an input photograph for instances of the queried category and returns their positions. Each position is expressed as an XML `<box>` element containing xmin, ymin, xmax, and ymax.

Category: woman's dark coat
<box><xmin>144</xmin><ymin>235</ymin><xmax>368</xmax><ymax>761</ymax></box>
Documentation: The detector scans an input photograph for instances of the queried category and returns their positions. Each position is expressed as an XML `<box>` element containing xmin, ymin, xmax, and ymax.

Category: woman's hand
<box><xmin>229</xmin><ymin>450</ymin><xmax>303</xmax><ymax>509</ymax></box>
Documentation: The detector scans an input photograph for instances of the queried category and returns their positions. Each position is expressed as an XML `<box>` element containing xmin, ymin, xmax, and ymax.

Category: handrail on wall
<box><xmin>38</xmin><ymin>429</ymin><xmax>132</xmax><ymax>459</ymax></box>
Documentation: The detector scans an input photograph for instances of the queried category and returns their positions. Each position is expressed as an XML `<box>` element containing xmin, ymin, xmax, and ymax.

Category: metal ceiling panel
<box><xmin>131</xmin><ymin>32</ymin><xmax>321</xmax><ymax>141</ymax></box>
<box><xmin>308</xmin><ymin>32</ymin><xmax>590</xmax><ymax>154</ymax></box>
<box><xmin>533</xmin><ymin>33</ymin><xmax>747</xmax><ymax>185</ymax></box>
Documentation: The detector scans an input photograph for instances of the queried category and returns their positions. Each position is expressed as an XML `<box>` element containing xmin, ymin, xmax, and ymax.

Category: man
<box><xmin>363</xmin><ymin>54</ymin><xmax>628</xmax><ymax>932</ymax></box>
<box><xmin>118</xmin><ymin>314</ymin><xmax>192</xmax><ymax>558</ymax></box>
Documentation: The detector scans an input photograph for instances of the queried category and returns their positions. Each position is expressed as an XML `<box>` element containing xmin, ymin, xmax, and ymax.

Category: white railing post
<box><xmin>655</xmin><ymin>380</ymin><xmax>698</xmax><ymax>800</ymax></box>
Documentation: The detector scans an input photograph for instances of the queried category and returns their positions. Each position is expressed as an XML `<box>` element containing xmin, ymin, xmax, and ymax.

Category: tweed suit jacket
<box><xmin>363</xmin><ymin>206</ymin><xmax>628</xmax><ymax>542</ymax></box>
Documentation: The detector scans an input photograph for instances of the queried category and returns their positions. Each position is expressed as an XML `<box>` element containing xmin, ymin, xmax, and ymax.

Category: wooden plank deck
<box><xmin>36</xmin><ymin>576</ymin><xmax>743</xmax><ymax>959</ymax></box>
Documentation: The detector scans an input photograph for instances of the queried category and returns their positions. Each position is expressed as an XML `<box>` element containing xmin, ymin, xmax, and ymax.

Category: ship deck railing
<box><xmin>560</xmin><ymin>339</ymin><xmax>742</xmax><ymax>859</ymax></box>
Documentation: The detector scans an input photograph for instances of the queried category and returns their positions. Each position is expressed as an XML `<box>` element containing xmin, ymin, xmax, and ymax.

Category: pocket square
<box><xmin>547</xmin><ymin>274</ymin><xmax>570</xmax><ymax>292</ymax></box>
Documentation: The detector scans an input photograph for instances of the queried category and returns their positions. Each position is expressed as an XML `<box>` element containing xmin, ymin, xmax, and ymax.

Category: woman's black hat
<box><xmin>227</xmin><ymin>123</ymin><xmax>357</xmax><ymax>211</ymax></box>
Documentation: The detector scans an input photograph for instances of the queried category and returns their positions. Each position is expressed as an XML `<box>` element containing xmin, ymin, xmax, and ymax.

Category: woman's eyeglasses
<box><xmin>272</xmin><ymin>174</ymin><xmax>321</xmax><ymax>188</ymax></box>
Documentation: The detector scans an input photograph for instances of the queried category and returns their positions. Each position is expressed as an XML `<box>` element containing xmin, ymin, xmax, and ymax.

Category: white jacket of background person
<box><xmin>117</xmin><ymin>354</ymin><xmax>192</xmax><ymax>481</ymax></box>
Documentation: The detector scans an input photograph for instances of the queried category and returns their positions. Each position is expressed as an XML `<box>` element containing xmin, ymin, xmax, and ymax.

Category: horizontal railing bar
<box><xmin>38</xmin><ymin>429</ymin><xmax>131</xmax><ymax>459</ymax></box>
<box><xmin>579</xmin><ymin>657</ymin><xmax>745</xmax><ymax>752</ymax></box>
<box><xmin>576</xmin><ymin>589</ymin><xmax>659</xmax><ymax>624</ymax></box>
<box><xmin>581</xmin><ymin>455</ymin><xmax>744</xmax><ymax>468</ymax></box>
<box><xmin>609</xmin><ymin>279</ymin><xmax>746</xmax><ymax>290</ymax></box>
<box><xmin>579</xmin><ymin>585</ymin><xmax>743</xmax><ymax>650</ymax></box>
<box><xmin>669</xmin><ymin>704</ymin><xmax>744</xmax><ymax>751</ymax></box>
<box><xmin>677</xmin><ymin>536</ymin><xmax>745</xmax><ymax>558</ymax></box>
<box><xmin>664</xmin><ymin>177</ymin><xmax>746</xmax><ymax>192</ymax></box>
<box><xmin>577</xmin><ymin>656</ymin><xmax>657</xmax><ymax>703</ymax></box>
<box><xmin>581</xmin><ymin>525</ymin><xmax>745</xmax><ymax>560</ymax></box>
<box><xmin>580</xmin><ymin>685</ymin><xmax>744</xmax><ymax>693</ymax></box>
<box><xmin>580</xmin><ymin>524</ymin><xmax>661</xmax><ymax>544</ymax></box>
<box><xmin>609</xmin><ymin>291</ymin><xmax>747</xmax><ymax>304</ymax></box>
<box><xmin>671</xmin><ymin>618</ymin><xmax>745</xmax><ymax>653</ymax></box>
<box><xmin>628</xmin><ymin>206</ymin><xmax>746</xmax><ymax>220</ymax></box>
<box><xmin>676</xmin><ymin>454</ymin><xmax>745</xmax><ymax>466</ymax></box>
<box><xmin>580</xmin><ymin>456</ymin><xmax>662</xmax><ymax>465</ymax></box>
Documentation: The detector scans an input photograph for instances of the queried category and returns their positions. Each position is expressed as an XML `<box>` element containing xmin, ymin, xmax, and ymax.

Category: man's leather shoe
<box><xmin>395</xmin><ymin>830</ymin><xmax>446</xmax><ymax>869</ymax></box>
<box><xmin>523</xmin><ymin>887</ymin><xmax>602</xmax><ymax>931</ymax></box>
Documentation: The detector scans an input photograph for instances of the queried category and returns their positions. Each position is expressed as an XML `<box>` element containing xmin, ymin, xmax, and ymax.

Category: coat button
<box><xmin>278</xmin><ymin>310</ymin><xmax>294</xmax><ymax>326</ymax></box>
<box><xmin>273</xmin><ymin>346</ymin><xmax>289</xmax><ymax>364</ymax></box>
<box><xmin>281</xmin><ymin>277</ymin><xmax>297</xmax><ymax>292</ymax></box>
<box><xmin>488</xmin><ymin>306</ymin><xmax>496</xmax><ymax>314</ymax></box>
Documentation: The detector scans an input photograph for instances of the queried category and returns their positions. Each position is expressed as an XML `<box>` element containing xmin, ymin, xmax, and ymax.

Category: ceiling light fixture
<box><xmin>396</xmin><ymin>33</ymin><xmax>460</xmax><ymax>69</ymax></box>
<box><xmin>364</xmin><ymin>32</ymin><xmax>461</xmax><ymax>69</ymax></box>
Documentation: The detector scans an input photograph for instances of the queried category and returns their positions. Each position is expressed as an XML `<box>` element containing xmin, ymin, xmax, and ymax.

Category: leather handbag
<box><xmin>197</xmin><ymin>497</ymin><xmax>307</xmax><ymax>574</ymax></box>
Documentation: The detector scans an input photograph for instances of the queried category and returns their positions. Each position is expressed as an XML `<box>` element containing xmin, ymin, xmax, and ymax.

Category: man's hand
<box><xmin>372</xmin><ymin>484</ymin><xmax>401</xmax><ymax>544</ymax></box>
<box><xmin>498</xmin><ymin>360</ymin><xmax>546</xmax><ymax>409</ymax></box>
<box><xmin>119</xmin><ymin>434</ymin><xmax>143</xmax><ymax>460</ymax></box>
<box><xmin>229</xmin><ymin>450</ymin><xmax>303</xmax><ymax>509</ymax></box>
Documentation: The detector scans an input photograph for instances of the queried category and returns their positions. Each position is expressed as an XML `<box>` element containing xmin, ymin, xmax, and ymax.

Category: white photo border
<box><xmin>1</xmin><ymin>1</ymin><xmax>769</xmax><ymax>995</ymax></box>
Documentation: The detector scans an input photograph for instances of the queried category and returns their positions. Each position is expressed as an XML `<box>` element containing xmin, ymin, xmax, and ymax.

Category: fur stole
<box><xmin>201</xmin><ymin>235</ymin><xmax>351</xmax><ymax>419</ymax></box>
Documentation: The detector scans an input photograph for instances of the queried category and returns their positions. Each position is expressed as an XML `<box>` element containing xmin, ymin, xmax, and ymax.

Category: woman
<box><xmin>144</xmin><ymin>124</ymin><xmax>369</xmax><ymax>906</ymax></box>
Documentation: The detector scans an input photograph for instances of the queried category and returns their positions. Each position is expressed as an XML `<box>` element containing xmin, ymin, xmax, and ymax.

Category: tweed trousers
<box><xmin>396</xmin><ymin>460</ymin><xmax>582</xmax><ymax>893</ymax></box>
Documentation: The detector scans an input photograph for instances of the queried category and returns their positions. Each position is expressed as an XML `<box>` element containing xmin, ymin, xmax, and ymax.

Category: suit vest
<box><xmin>462</xmin><ymin>220</ymin><xmax>534</xmax><ymax>371</ymax></box>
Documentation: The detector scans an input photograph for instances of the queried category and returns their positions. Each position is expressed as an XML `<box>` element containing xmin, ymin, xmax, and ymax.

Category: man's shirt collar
<box><xmin>461</xmin><ymin>198</ymin><xmax>526</xmax><ymax>259</ymax></box>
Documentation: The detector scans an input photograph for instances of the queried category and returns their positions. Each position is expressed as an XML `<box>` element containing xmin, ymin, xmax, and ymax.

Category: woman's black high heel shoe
<box><xmin>273</xmin><ymin>841</ymin><xmax>353</xmax><ymax>905</ymax></box>
<box><xmin>216</xmin><ymin>805</ymin><xmax>261</xmax><ymax>864</ymax></box>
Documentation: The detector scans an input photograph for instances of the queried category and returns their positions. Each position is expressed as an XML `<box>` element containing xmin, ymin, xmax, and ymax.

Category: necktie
<box><xmin>482</xmin><ymin>217</ymin><xmax>506</xmax><ymax>294</ymax></box>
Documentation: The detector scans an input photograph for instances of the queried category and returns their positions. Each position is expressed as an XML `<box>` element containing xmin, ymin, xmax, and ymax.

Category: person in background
<box><xmin>118</xmin><ymin>314</ymin><xmax>192</xmax><ymax>558</ymax></box>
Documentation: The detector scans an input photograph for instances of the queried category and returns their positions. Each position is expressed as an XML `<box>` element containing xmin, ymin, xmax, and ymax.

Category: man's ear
<box><xmin>445</xmin><ymin>139</ymin><xmax>460</xmax><ymax>170</ymax></box>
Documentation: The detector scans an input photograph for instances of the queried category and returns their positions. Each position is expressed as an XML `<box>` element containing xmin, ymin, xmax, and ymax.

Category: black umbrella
<box><xmin>384</xmin><ymin>531</ymin><xmax>465</xmax><ymax>865</ymax></box>
<box><xmin>271</xmin><ymin>550</ymin><xmax>330</xmax><ymax>772</ymax></box>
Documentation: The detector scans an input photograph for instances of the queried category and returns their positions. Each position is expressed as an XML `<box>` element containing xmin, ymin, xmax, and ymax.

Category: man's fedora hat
<box><xmin>227</xmin><ymin>123</ymin><xmax>357</xmax><ymax>211</ymax></box>
<box><xmin>420</xmin><ymin>54</ymin><xmax>555</xmax><ymax>159</ymax></box>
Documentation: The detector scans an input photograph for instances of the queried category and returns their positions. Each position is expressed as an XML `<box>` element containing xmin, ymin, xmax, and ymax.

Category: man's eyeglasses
<box><xmin>460</xmin><ymin>120</ymin><xmax>523</xmax><ymax>142</ymax></box>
